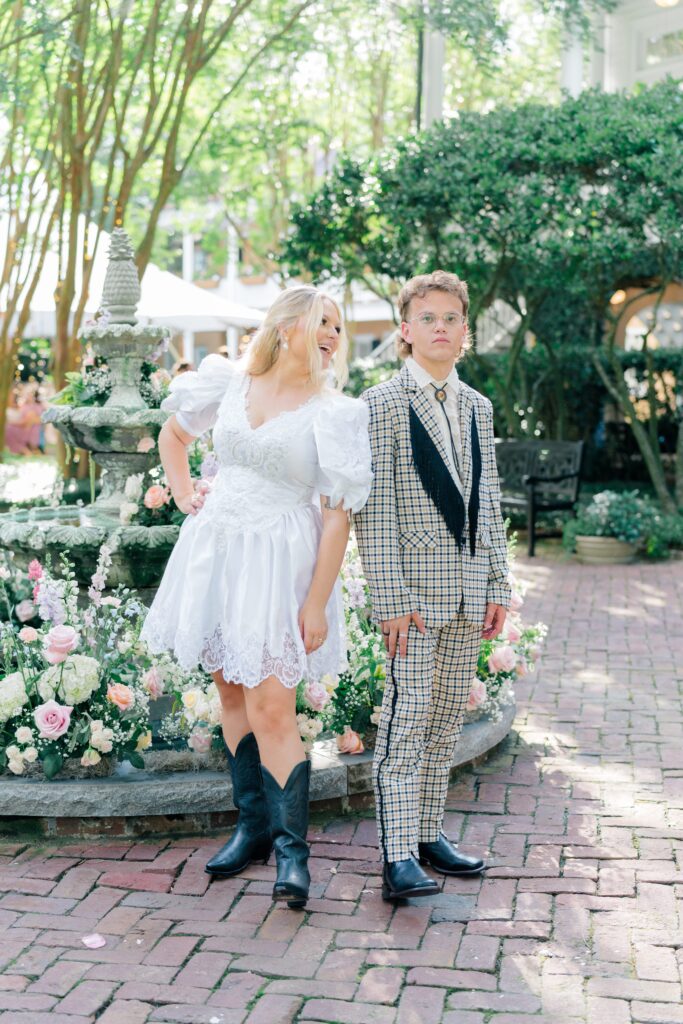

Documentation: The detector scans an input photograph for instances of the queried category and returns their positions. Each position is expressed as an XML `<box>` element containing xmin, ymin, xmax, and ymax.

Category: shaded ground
<box><xmin>0</xmin><ymin>554</ymin><xmax>681</xmax><ymax>1023</ymax></box>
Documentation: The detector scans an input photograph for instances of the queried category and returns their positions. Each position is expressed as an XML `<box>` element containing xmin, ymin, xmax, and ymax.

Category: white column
<box><xmin>225</xmin><ymin>224</ymin><xmax>240</xmax><ymax>359</ymax></box>
<box><xmin>182</xmin><ymin>230</ymin><xmax>195</xmax><ymax>364</ymax></box>
<box><xmin>560</xmin><ymin>23</ymin><xmax>584</xmax><ymax>97</ymax></box>
<box><xmin>423</xmin><ymin>30</ymin><xmax>445</xmax><ymax>127</ymax></box>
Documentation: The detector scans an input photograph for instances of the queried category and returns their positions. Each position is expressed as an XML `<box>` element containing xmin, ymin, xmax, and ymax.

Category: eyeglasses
<box><xmin>408</xmin><ymin>312</ymin><xmax>466</xmax><ymax>327</ymax></box>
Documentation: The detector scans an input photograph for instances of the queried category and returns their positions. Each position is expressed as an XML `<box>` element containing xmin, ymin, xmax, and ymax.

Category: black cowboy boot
<box><xmin>205</xmin><ymin>733</ymin><xmax>272</xmax><ymax>878</ymax></box>
<box><xmin>261</xmin><ymin>759</ymin><xmax>311</xmax><ymax>909</ymax></box>
<box><xmin>418</xmin><ymin>834</ymin><xmax>485</xmax><ymax>876</ymax></box>
<box><xmin>382</xmin><ymin>856</ymin><xmax>440</xmax><ymax>901</ymax></box>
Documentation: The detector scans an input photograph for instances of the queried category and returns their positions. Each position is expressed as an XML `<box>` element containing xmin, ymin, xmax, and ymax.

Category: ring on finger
<box><xmin>398</xmin><ymin>632</ymin><xmax>408</xmax><ymax>637</ymax></box>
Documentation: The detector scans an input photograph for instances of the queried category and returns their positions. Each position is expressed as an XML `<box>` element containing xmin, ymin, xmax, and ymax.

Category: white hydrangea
<box><xmin>119</xmin><ymin>501</ymin><xmax>139</xmax><ymax>525</ymax></box>
<box><xmin>124</xmin><ymin>473</ymin><xmax>144</xmax><ymax>502</ymax></box>
<box><xmin>0</xmin><ymin>672</ymin><xmax>29</xmax><ymax>723</ymax></box>
<box><xmin>40</xmin><ymin>655</ymin><xmax>100</xmax><ymax>705</ymax></box>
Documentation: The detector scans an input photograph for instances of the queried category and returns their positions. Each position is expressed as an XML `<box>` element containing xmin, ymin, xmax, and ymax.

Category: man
<box><xmin>354</xmin><ymin>270</ymin><xmax>510</xmax><ymax>901</ymax></box>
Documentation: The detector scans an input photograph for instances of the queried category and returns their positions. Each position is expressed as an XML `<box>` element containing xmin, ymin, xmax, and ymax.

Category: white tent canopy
<box><xmin>3</xmin><ymin>225</ymin><xmax>264</xmax><ymax>336</ymax></box>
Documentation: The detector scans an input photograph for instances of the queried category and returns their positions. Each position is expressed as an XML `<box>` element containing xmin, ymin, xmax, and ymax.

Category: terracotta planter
<box><xmin>576</xmin><ymin>535</ymin><xmax>637</xmax><ymax>565</ymax></box>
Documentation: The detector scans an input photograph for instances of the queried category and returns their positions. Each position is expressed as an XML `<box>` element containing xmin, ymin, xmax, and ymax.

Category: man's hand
<box><xmin>380</xmin><ymin>610</ymin><xmax>426</xmax><ymax>658</ymax></box>
<box><xmin>482</xmin><ymin>602</ymin><xmax>506</xmax><ymax>641</ymax></box>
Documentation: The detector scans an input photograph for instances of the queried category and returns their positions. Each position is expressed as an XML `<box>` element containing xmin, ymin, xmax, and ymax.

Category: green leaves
<box><xmin>40</xmin><ymin>747</ymin><xmax>63</xmax><ymax>780</ymax></box>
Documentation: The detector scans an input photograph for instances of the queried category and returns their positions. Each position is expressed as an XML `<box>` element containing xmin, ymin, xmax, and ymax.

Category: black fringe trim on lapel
<box><xmin>409</xmin><ymin>405</ymin><xmax>465</xmax><ymax>547</ymax></box>
<box><xmin>468</xmin><ymin>411</ymin><xmax>482</xmax><ymax>557</ymax></box>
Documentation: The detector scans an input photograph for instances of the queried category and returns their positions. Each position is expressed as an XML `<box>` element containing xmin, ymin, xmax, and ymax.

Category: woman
<box><xmin>141</xmin><ymin>286</ymin><xmax>372</xmax><ymax>908</ymax></box>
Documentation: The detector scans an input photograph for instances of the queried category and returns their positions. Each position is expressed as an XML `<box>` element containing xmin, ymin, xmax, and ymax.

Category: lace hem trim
<box><xmin>141</xmin><ymin>617</ymin><xmax>345</xmax><ymax>689</ymax></box>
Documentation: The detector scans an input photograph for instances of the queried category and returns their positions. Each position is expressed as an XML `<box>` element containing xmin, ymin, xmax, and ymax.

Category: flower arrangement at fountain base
<box><xmin>0</xmin><ymin>552</ymin><xmax>158</xmax><ymax>778</ymax></box>
<box><xmin>158</xmin><ymin>536</ymin><xmax>546</xmax><ymax>759</ymax></box>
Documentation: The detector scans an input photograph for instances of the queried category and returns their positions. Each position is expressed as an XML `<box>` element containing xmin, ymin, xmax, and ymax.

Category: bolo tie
<box><xmin>432</xmin><ymin>382</ymin><xmax>462</xmax><ymax>480</ymax></box>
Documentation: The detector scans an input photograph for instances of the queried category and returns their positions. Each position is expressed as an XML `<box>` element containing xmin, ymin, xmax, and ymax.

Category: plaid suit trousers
<box><xmin>373</xmin><ymin>614</ymin><xmax>481</xmax><ymax>862</ymax></box>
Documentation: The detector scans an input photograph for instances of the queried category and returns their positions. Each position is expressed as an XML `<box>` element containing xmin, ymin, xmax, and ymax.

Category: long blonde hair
<box><xmin>244</xmin><ymin>285</ymin><xmax>349</xmax><ymax>389</ymax></box>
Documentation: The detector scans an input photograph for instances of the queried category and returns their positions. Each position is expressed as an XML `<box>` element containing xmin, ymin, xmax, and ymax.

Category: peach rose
<box><xmin>488</xmin><ymin>645</ymin><xmax>517</xmax><ymax>675</ymax></box>
<box><xmin>467</xmin><ymin>679</ymin><xmax>488</xmax><ymax>711</ymax></box>
<box><xmin>81</xmin><ymin>748</ymin><xmax>102</xmax><ymax>767</ymax></box>
<box><xmin>43</xmin><ymin>624</ymin><xmax>79</xmax><ymax>664</ymax></box>
<box><xmin>106</xmin><ymin>683</ymin><xmax>135</xmax><ymax>712</ymax></box>
<box><xmin>143</xmin><ymin>484</ymin><xmax>170</xmax><ymax>510</ymax></box>
<box><xmin>34</xmin><ymin>699</ymin><xmax>73</xmax><ymax>739</ymax></box>
<box><xmin>336</xmin><ymin>726</ymin><xmax>364</xmax><ymax>755</ymax></box>
<box><xmin>18</xmin><ymin>626</ymin><xmax>39</xmax><ymax>643</ymax></box>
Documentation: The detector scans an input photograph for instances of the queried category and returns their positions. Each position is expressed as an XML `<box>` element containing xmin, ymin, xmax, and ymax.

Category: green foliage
<box><xmin>563</xmin><ymin>490</ymin><xmax>667</xmax><ymax>554</ymax></box>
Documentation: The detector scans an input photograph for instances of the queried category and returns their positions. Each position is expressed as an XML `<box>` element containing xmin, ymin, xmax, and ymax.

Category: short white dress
<box><xmin>140</xmin><ymin>355</ymin><xmax>373</xmax><ymax>689</ymax></box>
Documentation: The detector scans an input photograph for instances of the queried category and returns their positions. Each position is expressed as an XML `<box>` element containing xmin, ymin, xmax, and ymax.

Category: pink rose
<box><xmin>142</xmin><ymin>666</ymin><xmax>164</xmax><ymax>700</ymax></box>
<box><xmin>467</xmin><ymin>679</ymin><xmax>487</xmax><ymax>711</ymax></box>
<box><xmin>18</xmin><ymin>626</ymin><xmax>39</xmax><ymax>643</ymax></box>
<box><xmin>488</xmin><ymin>645</ymin><xmax>517</xmax><ymax>675</ymax></box>
<box><xmin>107</xmin><ymin>683</ymin><xmax>135</xmax><ymax>712</ymax></box>
<box><xmin>143</xmin><ymin>484</ymin><xmax>170</xmax><ymax>510</ymax></box>
<box><xmin>188</xmin><ymin>728</ymin><xmax>212</xmax><ymax>754</ymax></box>
<box><xmin>509</xmin><ymin>590</ymin><xmax>524</xmax><ymax>613</ymax></box>
<box><xmin>27</xmin><ymin>559</ymin><xmax>43</xmax><ymax>582</ymax></box>
<box><xmin>504</xmin><ymin>621</ymin><xmax>521</xmax><ymax>643</ymax></box>
<box><xmin>34</xmin><ymin>699</ymin><xmax>73</xmax><ymax>739</ymax></box>
<box><xmin>137</xmin><ymin>436</ymin><xmax>156</xmax><ymax>453</ymax></box>
<box><xmin>336</xmin><ymin>727</ymin><xmax>364</xmax><ymax>755</ymax></box>
<box><xmin>44</xmin><ymin>624</ymin><xmax>79</xmax><ymax>664</ymax></box>
<box><xmin>15</xmin><ymin>600</ymin><xmax>35</xmax><ymax>623</ymax></box>
<box><xmin>304</xmin><ymin>681</ymin><xmax>330</xmax><ymax>713</ymax></box>
<box><xmin>516</xmin><ymin>658</ymin><xmax>529</xmax><ymax>678</ymax></box>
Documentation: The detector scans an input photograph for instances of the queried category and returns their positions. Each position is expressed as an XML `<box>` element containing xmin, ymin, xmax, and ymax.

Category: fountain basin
<box><xmin>0</xmin><ymin>507</ymin><xmax>179</xmax><ymax>588</ymax></box>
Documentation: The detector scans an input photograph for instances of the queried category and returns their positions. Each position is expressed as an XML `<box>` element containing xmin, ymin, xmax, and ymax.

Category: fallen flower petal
<box><xmin>81</xmin><ymin>933</ymin><xmax>106</xmax><ymax>949</ymax></box>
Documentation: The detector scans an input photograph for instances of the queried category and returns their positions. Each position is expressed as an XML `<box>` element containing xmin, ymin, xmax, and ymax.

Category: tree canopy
<box><xmin>281</xmin><ymin>80</ymin><xmax>683</xmax><ymax>508</ymax></box>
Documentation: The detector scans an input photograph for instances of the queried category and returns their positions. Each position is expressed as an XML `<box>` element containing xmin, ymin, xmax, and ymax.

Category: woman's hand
<box><xmin>299</xmin><ymin>600</ymin><xmax>328</xmax><ymax>655</ymax></box>
<box><xmin>175</xmin><ymin>479</ymin><xmax>210</xmax><ymax>516</ymax></box>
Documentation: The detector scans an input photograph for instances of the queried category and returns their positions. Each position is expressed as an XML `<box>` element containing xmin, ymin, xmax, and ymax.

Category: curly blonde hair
<box><xmin>244</xmin><ymin>285</ymin><xmax>348</xmax><ymax>388</ymax></box>
<box><xmin>396</xmin><ymin>270</ymin><xmax>470</xmax><ymax>362</ymax></box>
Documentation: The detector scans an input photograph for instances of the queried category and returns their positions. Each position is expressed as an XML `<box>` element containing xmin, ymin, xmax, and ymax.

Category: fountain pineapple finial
<box><xmin>101</xmin><ymin>228</ymin><xmax>141</xmax><ymax>324</ymax></box>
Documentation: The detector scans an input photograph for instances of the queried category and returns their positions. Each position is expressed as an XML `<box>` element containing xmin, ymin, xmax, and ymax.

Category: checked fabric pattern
<box><xmin>353</xmin><ymin>363</ymin><xmax>511</xmax><ymax>863</ymax></box>
<box><xmin>372</xmin><ymin>616</ymin><xmax>483</xmax><ymax>861</ymax></box>
<box><xmin>354</xmin><ymin>363</ymin><xmax>510</xmax><ymax>629</ymax></box>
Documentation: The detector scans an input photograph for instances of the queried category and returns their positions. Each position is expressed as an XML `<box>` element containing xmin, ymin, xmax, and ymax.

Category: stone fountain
<box><xmin>0</xmin><ymin>229</ymin><xmax>179</xmax><ymax>589</ymax></box>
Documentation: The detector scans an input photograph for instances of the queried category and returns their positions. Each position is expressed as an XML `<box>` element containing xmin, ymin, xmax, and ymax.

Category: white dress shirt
<box><xmin>405</xmin><ymin>356</ymin><xmax>463</xmax><ymax>493</ymax></box>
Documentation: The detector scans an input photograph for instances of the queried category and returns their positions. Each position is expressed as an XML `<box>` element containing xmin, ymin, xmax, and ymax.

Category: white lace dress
<box><xmin>140</xmin><ymin>355</ymin><xmax>373</xmax><ymax>689</ymax></box>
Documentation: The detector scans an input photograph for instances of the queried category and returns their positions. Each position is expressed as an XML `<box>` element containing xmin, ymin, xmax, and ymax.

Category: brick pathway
<box><xmin>0</xmin><ymin>555</ymin><xmax>681</xmax><ymax>1023</ymax></box>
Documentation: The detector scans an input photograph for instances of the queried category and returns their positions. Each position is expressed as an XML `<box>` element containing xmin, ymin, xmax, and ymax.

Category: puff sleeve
<box><xmin>313</xmin><ymin>394</ymin><xmax>373</xmax><ymax>513</ymax></box>
<box><xmin>160</xmin><ymin>354</ymin><xmax>236</xmax><ymax>437</ymax></box>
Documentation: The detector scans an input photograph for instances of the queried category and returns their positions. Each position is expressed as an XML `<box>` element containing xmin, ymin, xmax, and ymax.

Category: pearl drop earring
<box><xmin>281</xmin><ymin>334</ymin><xmax>289</xmax><ymax>351</ymax></box>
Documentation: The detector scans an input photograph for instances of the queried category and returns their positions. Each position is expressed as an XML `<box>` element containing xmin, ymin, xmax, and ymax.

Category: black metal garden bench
<box><xmin>494</xmin><ymin>439</ymin><xmax>584</xmax><ymax>557</ymax></box>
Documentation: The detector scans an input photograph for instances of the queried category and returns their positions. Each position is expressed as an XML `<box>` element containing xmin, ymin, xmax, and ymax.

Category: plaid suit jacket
<box><xmin>354</xmin><ymin>363</ymin><xmax>511</xmax><ymax>627</ymax></box>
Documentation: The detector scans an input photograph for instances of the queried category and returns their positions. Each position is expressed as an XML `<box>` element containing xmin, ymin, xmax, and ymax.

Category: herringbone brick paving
<box><xmin>0</xmin><ymin>555</ymin><xmax>681</xmax><ymax>1022</ymax></box>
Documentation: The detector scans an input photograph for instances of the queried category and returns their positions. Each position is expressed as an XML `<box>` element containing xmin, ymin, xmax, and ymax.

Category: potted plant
<box><xmin>563</xmin><ymin>490</ymin><xmax>658</xmax><ymax>565</ymax></box>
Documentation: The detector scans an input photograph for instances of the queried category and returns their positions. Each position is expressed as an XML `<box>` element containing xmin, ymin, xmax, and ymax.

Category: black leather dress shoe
<box><xmin>382</xmin><ymin>856</ymin><xmax>440</xmax><ymax>901</ymax></box>
<box><xmin>418</xmin><ymin>834</ymin><xmax>485</xmax><ymax>876</ymax></box>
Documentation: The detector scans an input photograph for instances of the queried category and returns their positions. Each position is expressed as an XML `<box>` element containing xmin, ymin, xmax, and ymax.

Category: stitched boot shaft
<box><xmin>261</xmin><ymin>759</ymin><xmax>311</xmax><ymax>907</ymax></box>
<box><xmin>205</xmin><ymin>733</ymin><xmax>272</xmax><ymax>877</ymax></box>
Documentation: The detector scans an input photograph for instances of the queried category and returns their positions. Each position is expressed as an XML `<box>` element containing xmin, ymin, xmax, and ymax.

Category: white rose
<box><xmin>7</xmin><ymin>757</ymin><xmax>25</xmax><ymax>775</ymax></box>
<box><xmin>23</xmin><ymin>747</ymin><xmax>38</xmax><ymax>763</ymax></box>
<box><xmin>124</xmin><ymin>474</ymin><xmax>144</xmax><ymax>502</ymax></box>
<box><xmin>0</xmin><ymin>673</ymin><xmax>29</xmax><ymax>724</ymax></box>
<box><xmin>15</xmin><ymin>726</ymin><xmax>33</xmax><ymax>744</ymax></box>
